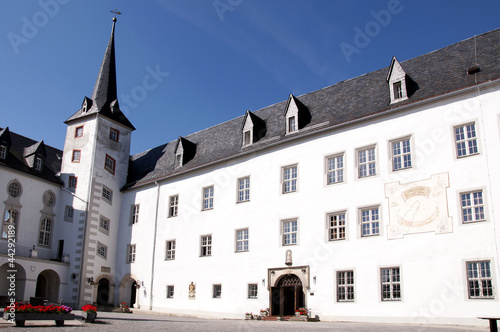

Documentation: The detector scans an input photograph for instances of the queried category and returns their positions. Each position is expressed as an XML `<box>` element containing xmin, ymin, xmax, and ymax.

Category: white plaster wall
<box><xmin>115</xmin><ymin>85</ymin><xmax>500</xmax><ymax>325</ymax></box>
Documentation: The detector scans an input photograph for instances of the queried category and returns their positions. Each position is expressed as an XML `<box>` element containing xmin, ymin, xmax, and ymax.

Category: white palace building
<box><xmin>1</xmin><ymin>18</ymin><xmax>500</xmax><ymax>326</ymax></box>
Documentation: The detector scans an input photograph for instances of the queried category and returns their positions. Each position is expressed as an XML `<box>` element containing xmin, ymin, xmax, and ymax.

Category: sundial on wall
<box><xmin>385</xmin><ymin>173</ymin><xmax>452</xmax><ymax>239</ymax></box>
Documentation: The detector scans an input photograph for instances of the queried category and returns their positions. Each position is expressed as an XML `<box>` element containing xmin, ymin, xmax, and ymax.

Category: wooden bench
<box><xmin>478</xmin><ymin>317</ymin><xmax>500</xmax><ymax>332</ymax></box>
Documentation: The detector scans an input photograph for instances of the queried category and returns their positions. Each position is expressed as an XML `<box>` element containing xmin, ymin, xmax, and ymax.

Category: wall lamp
<box><xmin>87</xmin><ymin>277</ymin><xmax>94</xmax><ymax>285</ymax></box>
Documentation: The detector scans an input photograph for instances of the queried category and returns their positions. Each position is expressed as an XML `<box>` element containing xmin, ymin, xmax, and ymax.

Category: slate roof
<box><xmin>125</xmin><ymin>28</ymin><xmax>500</xmax><ymax>190</ymax></box>
<box><xmin>0</xmin><ymin>127</ymin><xmax>63</xmax><ymax>185</ymax></box>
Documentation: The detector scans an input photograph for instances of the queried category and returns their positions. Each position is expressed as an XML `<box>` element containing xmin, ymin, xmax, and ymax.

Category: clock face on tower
<box><xmin>385</xmin><ymin>173</ymin><xmax>452</xmax><ymax>239</ymax></box>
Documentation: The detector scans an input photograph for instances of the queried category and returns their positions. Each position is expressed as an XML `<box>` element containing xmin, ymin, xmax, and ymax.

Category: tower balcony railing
<box><xmin>0</xmin><ymin>242</ymin><xmax>70</xmax><ymax>263</ymax></box>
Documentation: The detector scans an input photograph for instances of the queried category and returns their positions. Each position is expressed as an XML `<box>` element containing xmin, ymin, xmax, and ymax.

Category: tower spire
<box><xmin>91</xmin><ymin>17</ymin><xmax>118</xmax><ymax>111</ymax></box>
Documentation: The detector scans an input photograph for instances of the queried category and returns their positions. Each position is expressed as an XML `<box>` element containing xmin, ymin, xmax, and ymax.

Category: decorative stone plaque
<box><xmin>188</xmin><ymin>282</ymin><xmax>196</xmax><ymax>300</ymax></box>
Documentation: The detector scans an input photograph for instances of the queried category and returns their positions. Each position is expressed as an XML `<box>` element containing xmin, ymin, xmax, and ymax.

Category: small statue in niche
<box><xmin>285</xmin><ymin>249</ymin><xmax>292</xmax><ymax>266</ymax></box>
<box><xmin>188</xmin><ymin>281</ymin><xmax>196</xmax><ymax>299</ymax></box>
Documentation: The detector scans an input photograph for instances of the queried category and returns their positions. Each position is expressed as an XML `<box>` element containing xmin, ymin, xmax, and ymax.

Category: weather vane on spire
<box><xmin>110</xmin><ymin>9</ymin><xmax>122</xmax><ymax>21</ymax></box>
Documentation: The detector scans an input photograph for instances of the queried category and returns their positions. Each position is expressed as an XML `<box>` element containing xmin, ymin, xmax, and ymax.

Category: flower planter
<box><xmin>245</xmin><ymin>314</ymin><xmax>253</xmax><ymax>320</ymax></box>
<box><xmin>3</xmin><ymin>312</ymin><xmax>75</xmax><ymax>327</ymax></box>
<box><xmin>84</xmin><ymin>312</ymin><xmax>97</xmax><ymax>323</ymax></box>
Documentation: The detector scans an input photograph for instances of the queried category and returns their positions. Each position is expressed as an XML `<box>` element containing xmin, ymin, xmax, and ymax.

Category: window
<box><xmin>175</xmin><ymin>153</ymin><xmax>182</xmax><ymax>167</ymax></box>
<box><xmin>467</xmin><ymin>261</ymin><xmax>494</xmax><ymax>299</ymax></box>
<box><xmin>102</xmin><ymin>186</ymin><xmax>112</xmax><ymax>204</ymax></box>
<box><xmin>68</xmin><ymin>176</ymin><xmax>77</xmax><ymax>189</ymax></box>
<box><xmin>393</xmin><ymin>82</ymin><xmax>403</xmax><ymax>100</ymax></box>
<box><xmin>97</xmin><ymin>242</ymin><xmax>107</xmax><ymax>259</ymax></box>
<box><xmin>8</xmin><ymin>181</ymin><xmax>21</xmax><ymax>198</ymax></box>
<box><xmin>282</xmin><ymin>219</ymin><xmax>298</xmax><ymax>246</ymax></box>
<box><xmin>130</xmin><ymin>204</ymin><xmax>139</xmax><ymax>225</ymax></box>
<box><xmin>243</xmin><ymin>130</ymin><xmax>252</xmax><ymax>146</ymax></box>
<box><xmin>360</xmin><ymin>207</ymin><xmax>380</xmax><ymax>236</ymax></box>
<box><xmin>248</xmin><ymin>284</ymin><xmax>258</xmax><ymax>299</ymax></box>
<box><xmin>213</xmin><ymin>284</ymin><xmax>221</xmax><ymax>298</ymax></box>
<box><xmin>72</xmin><ymin>150</ymin><xmax>81</xmax><ymax>163</ymax></box>
<box><xmin>201</xmin><ymin>235</ymin><xmax>212</xmax><ymax>257</ymax></box>
<box><xmin>64</xmin><ymin>206</ymin><xmax>74</xmax><ymax>222</ymax></box>
<box><xmin>391</xmin><ymin>138</ymin><xmax>411</xmax><ymax>171</ymax></box>
<box><xmin>35</xmin><ymin>157</ymin><xmax>43</xmax><ymax>171</ymax></box>
<box><xmin>236</xmin><ymin>229</ymin><xmax>249</xmax><ymax>252</ymax></box>
<box><xmin>237</xmin><ymin>177</ymin><xmax>250</xmax><ymax>202</ymax></box>
<box><xmin>38</xmin><ymin>218</ymin><xmax>52</xmax><ymax>247</ymax></box>
<box><xmin>282</xmin><ymin>165</ymin><xmax>297</xmax><ymax>193</ymax></box>
<box><xmin>105</xmin><ymin>154</ymin><xmax>116</xmax><ymax>174</ymax></box>
<box><xmin>43</xmin><ymin>191</ymin><xmax>55</xmax><ymax>207</ymax></box>
<box><xmin>127</xmin><ymin>244</ymin><xmax>136</xmax><ymax>263</ymax></box>
<box><xmin>75</xmin><ymin>126</ymin><xmax>83</xmax><ymax>137</ymax></box>
<box><xmin>2</xmin><ymin>209</ymin><xmax>18</xmax><ymax>239</ymax></box>
<box><xmin>288</xmin><ymin>116</ymin><xmax>297</xmax><ymax>133</ymax></box>
<box><xmin>326</xmin><ymin>154</ymin><xmax>344</xmax><ymax>184</ymax></box>
<box><xmin>167</xmin><ymin>285</ymin><xmax>174</xmax><ymax>299</ymax></box>
<box><xmin>0</xmin><ymin>145</ymin><xmax>6</xmax><ymax>159</ymax></box>
<box><xmin>166</xmin><ymin>240</ymin><xmax>176</xmax><ymax>260</ymax></box>
<box><xmin>109</xmin><ymin>128</ymin><xmax>119</xmax><ymax>142</ymax></box>
<box><xmin>358</xmin><ymin>146</ymin><xmax>376</xmax><ymax>178</ymax></box>
<box><xmin>169</xmin><ymin>195</ymin><xmax>179</xmax><ymax>217</ymax></box>
<box><xmin>455</xmin><ymin>123</ymin><xmax>478</xmax><ymax>158</ymax></box>
<box><xmin>461</xmin><ymin>190</ymin><xmax>485</xmax><ymax>223</ymax></box>
<box><xmin>328</xmin><ymin>212</ymin><xmax>346</xmax><ymax>241</ymax></box>
<box><xmin>99</xmin><ymin>216</ymin><xmax>110</xmax><ymax>234</ymax></box>
<box><xmin>381</xmin><ymin>267</ymin><xmax>401</xmax><ymax>301</ymax></box>
<box><xmin>337</xmin><ymin>270</ymin><xmax>355</xmax><ymax>302</ymax></box>
<box><xmin>203</xmin><ymin>186</ymin><xmax>214</xmax><ymax>210</ymax></box>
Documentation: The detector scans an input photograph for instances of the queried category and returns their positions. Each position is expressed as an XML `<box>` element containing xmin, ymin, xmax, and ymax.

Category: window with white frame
<box><xmin>64</xmin><ymin>205</ymin><xmax>74</xmax><ymax>222</ymax></box>
<box><xmin>287</xmin><ymin>116</ymin><xmax>297</xmax><ymax>133</ymax></box>
<box><xmin>248</xmin><ymin>284</ymin><xmax>258</xmax><ymax>299</ymax></box>
<box><xmin>35</xmin><ymin>157</ymin><xmax>43</xmax><ymax>171</ymax></box>
<box><xmin>391</xmin><ymin>137</ymin><xmax>412</xmax><ymax>171</ymax></box>
<box><xmin>326</xmin><ymin>154</ymin><xmax>344</xmax><ymax>184</ymax></box>
<box><xmin>360</xmin><ymin>207</ymin><xmax>380</xmax><ymax>236</ymax></box>
<box><xmin>0</xmin><ymin>145</ymin><xmax>7</xmax><ymax>159</ymax></box>
<box><xmin>358</xmin><ymin>146</ymin><xmax>376</xmax><ymax>178</ymax></box>
<box><xmin>455</xmin><ymin>123</ymin><xmax>479</xmax><ymax>158</ymax></box>
<box><xmin>99</xmin><ymin>216</ymin><xmax>110</xmax><ymax>234</ymax></box>
<box><xmin>381</xmin><ymin>267</ymin><xmax>401</xmax><ymax>301</ymax></box>
<box><xmin>2</xmin><ymin>209</ymin><xmax>18</xmax><ymax>239</ymax></box>
<box><xmin>467</xmin><ymin>261</ymin><xmax>494</xmax><ymax>299</ymax></box>
<box><xmin>203</xmin><ymin>186</ymin><xmax>214</xmax><ymax>210</ymax></box>
<box><xmin>72</xmin><ymin>150</ymin><xmax>81</xmax><ymax>163</ymax></box>
<box><xmin>169</xmin><ymin>195</ymin><xmax>178</xmax><ymax>217</ymax></box>
<box><xmin>97</xmin><ymin>242</ymin><xmax>107</xmax><ymax>259</ymax></box>
<box><xmin>237</xmin><ymin>177</ymin><xmax>250</xmax><ymax>202</ymax></box>
<box><xmin>243</xmin><ymin>130</ymin><xmax>252</xmax><ymax>146</ymax></box>
<box><xmin>102</xmin><ymin>186</ymin><xmax>112</xmax><ymax>204</ymax></box>
<box><xmin>75</xmin><ymin>126</ymin><xmax>83</xmax><ymax>138</ymax></box>
<box><xmin>328</xmin><ymin>212</ymin><xmax>346</xmax><ymax>241</ymax></box>
<box><xmin>213</xmin><ymin>284</ymin><xmax>222</xmax><ymax>298</ymax></box>
<box><xmin>393</xmin><ymin>82</ymin><xmax>403</xmax><ymax>100</ymax></box>
<box><xmin>175</xmin><ymin>153</ymin><xmax>182</xmax><ymax>168</ymax></box>
<box><xmin>167</xmin><ymin>285</ymin><xmax>174</xmax><ymax>298</ymax></box>
<box><xmin>282</xmin><ymin>219</ymin><xmax>298</xmax><ymax>246</ymax></box>
<box><xmin>282</xmin><ymin>165</ymin><xmax>297</xmax><ymax>193</ymax></box>
<box><xmin>105</xmin><ymin>154</ymin><xmax>116</xmax><ymax>174</ymax></box>
<box><xmin>166</xmin><ymin>240</ymin><xmax>176</xmax><ymax>260</ymax></box>
<box><xmin>130</xmin><ymin>204</ymin><xmax>139</xmax><ymax>225</ymax></box>
<box><xmin>127</xmin><ymin>244</ymin><xmax>136</xmax><ymax>263</ymax></box>
<box><xmin>201</xmin><ymin>235</ymin><xmax>212</xmax><ymax>256</ymax></box>
<box><xmin>236</xmin><ymin>229</ymin><xmax>249</xmax><ymax>252</ymax></box>
<box><xmin>461</xmin><ymin>190</ymin><xmax>485</xmax><ymax>223</ymax></box>
<box><xmin>337</xmin><ymin>270</ymin><xmax>354</xmax><ymax>302</ymax></box>
<box><xmin>38</xmin><ymin>218</ymin><xmax>52</xmax><ymax>247</ymax></box>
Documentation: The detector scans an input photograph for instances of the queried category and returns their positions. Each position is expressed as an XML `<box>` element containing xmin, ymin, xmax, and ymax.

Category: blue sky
<box><xmin>1</xmin><ymin>0</ymin><xmax>499</xmax><ymax>155</ymax></box>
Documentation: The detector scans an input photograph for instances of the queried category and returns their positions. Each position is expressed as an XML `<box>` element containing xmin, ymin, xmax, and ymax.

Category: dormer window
<box><xmin>0</xmin><ymin>145</ymin><xmax>6</xmax><ymax>159</ymax></box>
<box><xmin>174</xmin><ymin>137</ymin><xmax>196</xmax><ymax>168</ymax></box>
<box><xmin>243</xmin><ymin>130</ymin><xmax>252</xmax><ymax>146</ymax></box>
<box><xmin>387</xmin><ymin>57</ymin><xmax>411</xmax><ymax>104</ymax></box>
<box><xmin>175</xmin><ymin>153</ymin><xmax>182</xmax><ymax>168</ymax></box>
<box><xmin>35</xmin><ymin>157</ymin><xmax>43</xmax><ymax>171</ymax></box>
<box><xmin>283</xmin><ymin>94</ymin><xmax>310</xmax><ymax>134</ymax></box>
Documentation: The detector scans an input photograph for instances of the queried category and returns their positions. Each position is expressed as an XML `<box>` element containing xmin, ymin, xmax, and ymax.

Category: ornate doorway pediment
<box><xmin>268</xmin><ymin>265</ymin><xmax>310</xmax><ymax>290</ymax></box>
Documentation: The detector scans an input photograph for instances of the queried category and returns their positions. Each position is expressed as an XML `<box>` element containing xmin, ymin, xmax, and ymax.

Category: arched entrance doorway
<box><xmin>270</xmin><ymin>274</ymin><xmax>305</xmax><ymax>316</ymax></box>
<box><xmin>35</xmin><ymin>270</ymin><xmax>60</xmax><ymax>303</ymax></box>
<box><xmin>130</xmin><ymin>281</ymin><xmax>137</xmax><ymax>307</ymax></box>
<box><xmin>97</xmin><ymin>278</ymin><xmax>110</xmax><ymax>305</ymax></box>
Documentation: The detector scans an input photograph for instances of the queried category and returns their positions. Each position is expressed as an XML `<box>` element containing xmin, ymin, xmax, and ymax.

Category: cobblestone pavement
<box><xmin>0</xmin><ymin>311</ymin><xmax>489</xmax><ymax>331</ymax></box>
